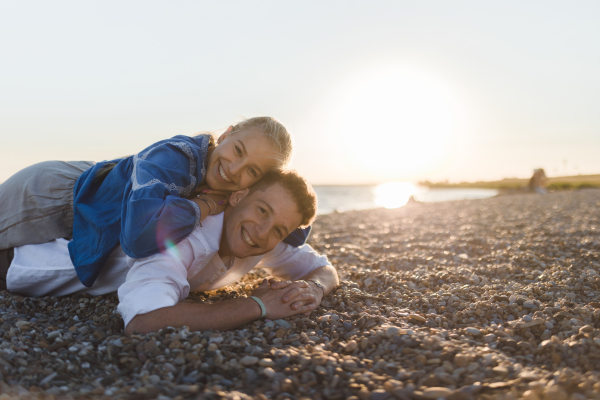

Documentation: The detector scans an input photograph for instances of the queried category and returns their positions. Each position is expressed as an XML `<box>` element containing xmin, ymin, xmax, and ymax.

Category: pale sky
<box><xmin>1</xmin><ymin>0</ymin><xmax>599</xmax><ymax>185</ymax></box>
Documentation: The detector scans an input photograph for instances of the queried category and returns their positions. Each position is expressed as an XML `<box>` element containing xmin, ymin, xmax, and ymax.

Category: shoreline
<box><xmin>315</xmin><ymin>186</ymin><xmax>500</xmax><ymax>215</ymax></box>
<box><xmin>317</xmin><ymin>186</ymin><xmax>600</xmax><ymax>216</ymax></box>
<box><xmin>420</xmin><ymin>173</ymin><xmax>600</xmax><ymax>191</ymax></box>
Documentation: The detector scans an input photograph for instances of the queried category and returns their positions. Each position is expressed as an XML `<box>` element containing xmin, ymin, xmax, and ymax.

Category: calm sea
<box><xmin>313</xmin><ymin>184</ymin><xmax>498</xmax><ymax>215</ymax></box>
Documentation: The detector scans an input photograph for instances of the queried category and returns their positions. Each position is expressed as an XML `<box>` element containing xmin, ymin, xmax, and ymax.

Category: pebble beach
<box><xmin>1</xmin><ymin>189</ymin><xmax>599</xmax><ymax>400</ymax></box>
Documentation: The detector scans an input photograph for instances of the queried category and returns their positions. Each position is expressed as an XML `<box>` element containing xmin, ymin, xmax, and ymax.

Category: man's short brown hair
<box><xmin>248</xmin><ymin>169</ymin><xmax>317</xmax><ymax>227</ymax></box>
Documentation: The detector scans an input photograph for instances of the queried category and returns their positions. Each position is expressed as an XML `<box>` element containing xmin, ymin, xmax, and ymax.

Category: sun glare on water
<box><xmin>332</xmin><ymin>66</ymin><xmax>456</xmax><ymax>181</ymax></box>
<box><xmin>374</xmin><ymin>182</ymin><xmax>418</xmax><ymax>209</ymax></box>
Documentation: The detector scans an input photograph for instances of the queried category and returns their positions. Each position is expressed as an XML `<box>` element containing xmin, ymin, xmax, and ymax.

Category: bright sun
<box><xmin>332</xmin><ymin>66</ymin><xmax>456</xmax><ymax>181</ymax></box>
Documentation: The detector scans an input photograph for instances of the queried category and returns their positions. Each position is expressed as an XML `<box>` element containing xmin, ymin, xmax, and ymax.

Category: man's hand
<box><xmin>268</xmin><ymin>279</ymin><xmax>323</xmax><ymax>317</ymax></box>
<box><xmin>251</xmin><ymin>279</ymin><xmax>319</xmax><ymax>319</ymax></box>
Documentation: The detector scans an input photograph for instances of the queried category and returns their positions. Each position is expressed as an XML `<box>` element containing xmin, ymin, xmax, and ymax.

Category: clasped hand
<box><xmin>251</xmin><ymin>278</ymin><xmax>323</xmax><ymax>319</ymax></box>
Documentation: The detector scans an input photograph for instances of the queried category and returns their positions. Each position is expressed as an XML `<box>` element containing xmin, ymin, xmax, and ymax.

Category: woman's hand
<box><xmin>192</xmin><ymin>185</ymin><xmax>230</xmax><ymax>215</ymax></box>
<box><xmin>193</xmin><ymin>184</ymin><xmax>231</xmax><ymax>199</ymax></box>
<box><xmin>251</xmin><ymin>279</ymin><xmax>319</xmax><ymax>320</ymax></box>
<box><xmin>194</xmin><ymin>193</ymin><xmax>228</xmax><ymax>215</ymax></box>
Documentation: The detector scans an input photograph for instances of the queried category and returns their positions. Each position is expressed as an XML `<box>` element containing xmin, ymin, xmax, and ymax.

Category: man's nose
<box><xmin>255</xmin><ymin>221</ymin><xmax>272</xmax><ymax>240</ymax></box>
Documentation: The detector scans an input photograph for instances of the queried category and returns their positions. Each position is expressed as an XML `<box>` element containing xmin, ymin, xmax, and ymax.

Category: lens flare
<box><xmin>164</xmin><ymin>239</ymin><xmax>180</xmax><ymax>259</ymax></box>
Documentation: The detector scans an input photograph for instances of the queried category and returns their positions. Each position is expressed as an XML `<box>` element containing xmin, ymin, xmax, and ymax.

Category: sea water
<box><xmin>314</xmin><ymin>184</ymin><xmax>498</xmax><ymax>215</ymax></box>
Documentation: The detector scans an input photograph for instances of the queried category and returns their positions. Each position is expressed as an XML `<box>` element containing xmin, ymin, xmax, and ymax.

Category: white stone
<box><xmin>522</xmin><ymin>390</ymin><xmax>541</xmax><ymax>400</ymax></box>
<box><xmin>345</xmin><ymin>340</ymin><xmax>358</xmax><ymax>352</ymax></box>
<box><xmin>483</xmin><ymin>334</ymin><xmax>495</xmax><ymax>343</ymax></box>
<box><xmin>465</xmin><ymin>327</ymin><xmax>481</xmax><ymax>336</ymax></box>
<box><xmin>239</xmin><ymin>356</ymin><xmax>259</xmax><ymax>366</ymax></box>
<box><xmin>262</xmin><ymin>367</ymin><xmax>276</xmax><ymax>379</ymax></box>
<box><xmin>47</xmin><ymin>331</ymin><xmax>61</xmax><ymax>340</ymax></box>
<box><xmin>422</xmin><ymin>387</ymin><xmax>453</xmax><ymax>399</ymax></box>
<box><xmin>208</xmin><ymin>333</ymin><xmax>224</xmax><ymax>343</ymax></box>
<box><xmin>467</xmin><ymin>362</ymin><xmax>479</xmax><ymax>373</ymax></box>
<box><xmin>523</xmin><ymin>300</ymin><xmax>536</xmax><ymax>308</ymax></box>
<box><xmin>15</xmin><ymin>321</ymin><xmax>30</xmax><ymax>329</ymax></box>
<box><xmin>258</xmin><ymin>358</ymin><xmax>275</xmax><ymax>367</ymax></box>
<box><xmin>518</xmin><ymin>319</ymin><xmax>544</xmax><ymax>329</ymax></box>
<box><xmin>384</xmin><ymin>326</ymin><xmax>401</xmax><ymax>338</ymax></box>
<box><xmin>519</xmin><ymin>371</ymin><xmax>541</xmax><ymax>381</ymax></box>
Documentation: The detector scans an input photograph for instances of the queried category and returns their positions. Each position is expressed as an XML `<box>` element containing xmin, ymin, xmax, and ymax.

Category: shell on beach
<box><xmin>1</xmin><ymin>189</ymin><xmax>600</xmax><ymax>399</ymax></box>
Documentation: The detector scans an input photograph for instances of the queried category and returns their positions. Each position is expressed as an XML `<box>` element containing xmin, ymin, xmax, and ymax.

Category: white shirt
<box><xmin>8</xmin><ymin>213</ymin><xmax>330</xmax><ymax>327</ymax></box>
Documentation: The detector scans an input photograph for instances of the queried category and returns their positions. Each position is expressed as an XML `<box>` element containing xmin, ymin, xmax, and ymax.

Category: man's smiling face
<box><xmin>220</xmin><ymin>183</ymin><xmax>303</xmax><ymax>259</ymax></box>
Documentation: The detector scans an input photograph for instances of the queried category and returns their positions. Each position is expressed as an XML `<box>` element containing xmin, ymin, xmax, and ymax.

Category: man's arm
<box><xmin>300</xmin><ymin>264</ymin><xmax>339</xmax><ymax>298</ymax></box>
<box><xmin>126</xmin><ymin>298</ymin><xmax>261</xmax><ymax>335</ymax></box>
<box><xmin>125</xmin><ymin>279</ymin><xmax>317</xmax><ymax>335</ymax></box>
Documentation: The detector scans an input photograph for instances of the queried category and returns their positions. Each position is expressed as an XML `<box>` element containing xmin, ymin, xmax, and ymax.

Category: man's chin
<box><xmin>228</xmin><ymin>241</ymin><xmax>270</xmax><ymax>259</ymax></box>
<box><xmin>233</xmin><ymin>249</ymin><xmax>260</xmax><ymax>258</ymax></box>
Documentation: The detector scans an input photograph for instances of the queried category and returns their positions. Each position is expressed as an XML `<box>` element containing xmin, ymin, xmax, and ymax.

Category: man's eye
<box><xmin>249</xmin><ymin>168</ymin><xmax>257</xmax><ymax>177</ymax></box>
<box><xmin>258</xmin><ymin>206</ymin><xmax>266</xmax><ymax>215</ymax></box>
<box><xmin>235</xmin><ymin>146</ymin><xmax>242</xmax><ymax>156</ymax></box>
<box><xmin>275</xmin><ymin>228</ymin><xmax>283</xmax><ymax>238</ymax></box>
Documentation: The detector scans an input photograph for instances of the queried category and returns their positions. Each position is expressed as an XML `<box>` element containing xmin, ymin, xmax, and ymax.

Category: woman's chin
<box><xmin>205</xmin><ymin>170</ymin><xmax>221</xmax><ymax>190</ymax></box>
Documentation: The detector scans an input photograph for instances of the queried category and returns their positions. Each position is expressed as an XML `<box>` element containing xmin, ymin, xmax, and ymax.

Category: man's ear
<box><xmin>217</xmin><ymin>126</ymin><xmax>234</xmax><ymax>144</ymax></box>
<box><xmin>228</xmin><ymin>188</ymin><xmax>250</xmax><ymax>206</ymax></box>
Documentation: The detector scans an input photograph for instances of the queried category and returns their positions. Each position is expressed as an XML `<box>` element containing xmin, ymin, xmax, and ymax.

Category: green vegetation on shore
<box><xmin>420</xmin><ymin>174</ymin><xmax>600</xmax><ymax>191</ymax></box>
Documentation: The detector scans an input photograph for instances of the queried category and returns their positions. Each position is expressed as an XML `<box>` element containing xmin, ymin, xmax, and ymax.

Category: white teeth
<box><xmin>219</xmin><ymin>164</ymin><xmax>233</xmax><ymax>183</ymax></box>
<box><xmin>242</xmin><ymin>228</ymin><xmax>256</xmax><ymax>247</ymax></box>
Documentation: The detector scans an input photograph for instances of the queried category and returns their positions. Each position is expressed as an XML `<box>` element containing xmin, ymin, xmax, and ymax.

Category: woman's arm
<box><xmin>282</xmin><ymin>226</ymin><xmax>312</xmax><ymax>247</ymax></box>
<box><xmin>120</xmin><ymin>135</ymin><xmax>212</xmax><ymax>259</ymax></box>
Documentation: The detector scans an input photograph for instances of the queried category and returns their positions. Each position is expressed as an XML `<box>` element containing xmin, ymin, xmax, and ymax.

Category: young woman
<box><xmin>0</xmin><ymin>116</ymin><xmax>309</xmax><ymax>288</ymax></box>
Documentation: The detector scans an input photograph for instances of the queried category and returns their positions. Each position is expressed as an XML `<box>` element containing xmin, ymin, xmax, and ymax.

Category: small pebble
<box><xmin>465</xmin><ymin>327</ymin><xmax>480</xmax><ymax>336</ymax></box>
<box><xmin>384</xmin><ymin>325</ymin><xmax>400</xmax><ymax>338</ymax></box>
<box><xmin>239</xmin><ymin>355</ymin><xmax>259</xmax><ymax>366</ymax></box>
<box><xmin>422</xmin><ymin>387</ymin><xmax>453</xmax><ymax>399</ymax></box>
<box><xmin>345</xmin><ymin>340</ymin><xmax>358</xmax><ymax>353</ymax></box>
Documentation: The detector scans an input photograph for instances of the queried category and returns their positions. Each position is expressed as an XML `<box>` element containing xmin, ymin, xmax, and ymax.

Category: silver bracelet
<box><xmin>308</xmin><ymin>279</ymin><xmax>325</xmax><ymax>296</ymax></box>
<box><xmin>205</xmin><ymin>196</ymin><xmax>218</xmax><ymax>214</ymax></box>
<box><xmin>249</xmin><ymin>296</ymin><xmax>266</xmax><ymax>318</ymax></box>
<box><xmin>196</xmin><ymin>195</ymin><xmax>213</xmax><ymax>215</ymax></box>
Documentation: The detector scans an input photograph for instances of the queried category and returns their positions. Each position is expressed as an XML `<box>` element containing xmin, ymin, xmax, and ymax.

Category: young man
<box><xmin>3</xmin><ymin>170</ymin><xmax>339</xmax><ymax>335</ymax></box>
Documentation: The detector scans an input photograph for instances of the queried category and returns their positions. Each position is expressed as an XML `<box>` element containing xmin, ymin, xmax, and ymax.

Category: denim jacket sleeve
<box><xmin>120</xmin><ymin>135</ymin><xmax>211</xmax><ymax>259</ymax></box>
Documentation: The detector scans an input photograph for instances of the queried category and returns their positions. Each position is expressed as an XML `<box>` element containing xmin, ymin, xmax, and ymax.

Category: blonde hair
<box><xmin>231</xmin><ymin>116</ymin><xmax>293</xmax><ymax>167</ymax></box>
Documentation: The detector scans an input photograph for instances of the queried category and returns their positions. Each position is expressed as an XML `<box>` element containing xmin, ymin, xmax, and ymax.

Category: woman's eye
<box><xmin>258</xmin><ymin>207</ymin><xmax>266</xmax><ymax>215</ymax></box>
<box><xmin>275</xmin><ymin>228</ymin><xmax>283</xmax><ymax>238</ymax></box>
<box><xmin>235</xmin><ymin>146</ymin><xmax>242</xmax><ymax>156</ymax></box>
<box><xmin>249</xmin><ymin>168</ymin><xmax>257</xmax><ymax>177</ymax></box>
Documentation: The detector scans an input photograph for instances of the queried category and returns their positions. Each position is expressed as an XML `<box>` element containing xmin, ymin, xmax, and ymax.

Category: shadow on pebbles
<box><xmin>1</xmin><ymin>189</ymin><xmax>600</xmax><ymax>400</ymax></box>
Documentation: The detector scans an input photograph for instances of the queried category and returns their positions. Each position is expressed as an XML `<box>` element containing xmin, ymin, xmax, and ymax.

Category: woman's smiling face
<box><xmin>205</xmin><ymin>127</ymin><xmax>282</xmax><ymax>191</ymax></box>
